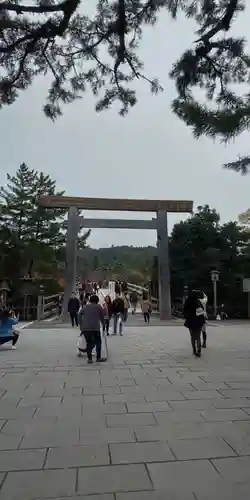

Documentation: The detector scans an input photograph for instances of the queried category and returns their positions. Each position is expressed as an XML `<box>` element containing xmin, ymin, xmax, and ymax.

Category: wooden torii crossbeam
<box><xmin>39</xmin><ymin>196</ymin><xmax>193</xmax><ymax>213</ymax></box>
<box><xmin>39</xmin><ymin>196</ymin><xmax>193</xmax><ymax>320</ymax></box>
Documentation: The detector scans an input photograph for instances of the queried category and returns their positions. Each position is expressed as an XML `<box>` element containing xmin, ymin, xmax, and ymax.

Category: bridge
<box><xmin>28</xmin><ymin>282</ymin><xmax>158</xmax><ymax>329</ymax></box>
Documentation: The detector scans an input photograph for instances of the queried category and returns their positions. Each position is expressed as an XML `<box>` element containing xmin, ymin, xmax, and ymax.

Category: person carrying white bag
<box><xmin>199</xmin><ymin>291</ymin><xmax>208</xmax><ymax>348</ymax></box>
<box><xmin>77</xmin><ymin>295</ymin><xmax>107</xmax><ymax>364</ymax></box>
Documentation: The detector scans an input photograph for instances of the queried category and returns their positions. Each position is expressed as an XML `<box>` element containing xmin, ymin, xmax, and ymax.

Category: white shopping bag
<box><xmin>101</xmin><ymin>330</ymin><xmax>108</xmax><ymax>360</ymax></box>
<box><xmin>77</xmin><ymin>335</ymin><xmax>87</xmax><ymax>351</ymax></box>
<box><xmin>117</xmin><ymin>314</ymin><xmax>123</xmax><ymax>335</ymax></box>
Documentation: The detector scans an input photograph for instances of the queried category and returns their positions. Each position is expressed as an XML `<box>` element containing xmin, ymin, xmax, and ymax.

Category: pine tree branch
<box><xmin>196</xmin><ymin>0</ymin><xmax>239</xmax><ymax>45</ymax></box>
<box><xmin>0</xmin><ymin>0</ymin><xmax>247</xmax><ymax>133</ymax></box>
<box><xmin>224</xmin><ymin>155</ymin><xmax>250</xmax><ymax>175</ymax></box>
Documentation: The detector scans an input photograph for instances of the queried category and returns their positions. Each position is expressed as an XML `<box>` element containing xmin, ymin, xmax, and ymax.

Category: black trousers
<box><xmin>85</xmin><ymin>331</ymin><xmax>101</xmax><ymax>361</ymax></box>
<box><xmin>70</xmin><ymin>312</ymin><xmax>78</xmax><ymax>327</ymax></box>
<box><xmin>189</xmin><ymin>329</ymin><xmax>201</xmax><ymax>354</ymax></box>
<box><xmin>0</xmin><ymin>332</ymin><xmax>19</xmax><ymax>346</ymax></box>
<box><xmin>143</xmin><ymin>312</ymin><xmax>150</xmax><ymax>323</ymax></box>
<box><xmin>103</xmin><ymin>319</ymin><xmax>110</xmax><ymax>335</ymax></box>
<box><xmin>202</xmin><ymin>330</ymin><xmax>207</xmax><ymax>345</ymax></box>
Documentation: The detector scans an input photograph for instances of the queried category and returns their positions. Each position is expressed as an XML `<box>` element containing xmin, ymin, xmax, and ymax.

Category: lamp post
<box><xmin>183</xmin><ymin>285</ymin><xmax>188</xmax><ymax>300</ymax></box>
<box><xmin>211</xmin><ymin>270</ymin><xmax>220</xmax><ymax>318</ymax></box>
<box><xmin>37</xmin><ymin>285</ymin><xmax>44</xmax><ymax>321</ymax></box>
<box><xmin>183</xmin><ymin>285</ymin><xmax>189</xmax><ymax>308</ymax></box>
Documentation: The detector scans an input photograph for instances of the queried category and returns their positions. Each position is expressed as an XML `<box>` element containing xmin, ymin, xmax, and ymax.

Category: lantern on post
<box><xmin>211</xmin><ymin>270</ymin><xmax>220</xmax><ymax>318</ymax></box>
<box><xmin>183</xmin><ymin>285</ymin><xmax>189</xmax><ymax>306</ymax></box>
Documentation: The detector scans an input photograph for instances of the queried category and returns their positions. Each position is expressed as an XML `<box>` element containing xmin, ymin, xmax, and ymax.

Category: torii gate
<box><xmin>39</xmin><ymin>196</ymin><xmax>193</xmax><ymax>320</ymax></box>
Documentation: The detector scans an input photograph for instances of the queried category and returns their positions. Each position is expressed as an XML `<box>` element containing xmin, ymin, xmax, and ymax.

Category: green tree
<box><xmin>169</xmin><ymin>205</ymin><xmax>250</xmax><ymax>315</ymax></box>
<box><xmin>78</xmin><ymin>245</ymin><xmax>155</xmax><ymax>283</ymax></box>
<box><xmin>0</xmin><ymin>163</ymin><xmax>90</xmax><ymax>279</ymax></box>
<box><xmin>0</xmin><ymin>0</ymin><xmax>247</xmax><ymax>150</ymax></box>
<box><xmin>170</xmin><ymin>205</ymin><xmax>220</xmax><ymax>295</ymax></box>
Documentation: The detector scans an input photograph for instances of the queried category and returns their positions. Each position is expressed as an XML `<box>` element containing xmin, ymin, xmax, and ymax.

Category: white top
<box><xmin>200</xmin><ymin>294</ymin><xmax>208</xmax><ymax>313</ymax></box>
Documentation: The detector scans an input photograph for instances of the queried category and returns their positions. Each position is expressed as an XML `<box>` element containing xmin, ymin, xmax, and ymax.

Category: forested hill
<box><xmin>79</xmin><ymin>246</ymin><xmax>156</xmax><ymax>283</ymax></box>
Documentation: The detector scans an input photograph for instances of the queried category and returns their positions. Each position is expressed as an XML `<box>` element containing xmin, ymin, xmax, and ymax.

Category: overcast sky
<box><xmin>0</xmin><ymin>6</ymin><xmax>249</xmax><ymax>248</ymax></box>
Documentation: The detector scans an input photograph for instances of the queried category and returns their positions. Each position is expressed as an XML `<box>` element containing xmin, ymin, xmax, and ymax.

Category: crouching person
<box><xmin>0</xmin><ymin>308</ymin><xmax>20</xmax><ymax>350</ymax></box>
<box><xmin>80</xmin><ymin>294</ymin><xmax>106</xmax><ymax>364</ymax></box>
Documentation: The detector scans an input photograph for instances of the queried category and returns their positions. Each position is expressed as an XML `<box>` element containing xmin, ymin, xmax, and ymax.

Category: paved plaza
<box><xmin>0</xmin><ymin>322</ymin><xmax>250</xmax><ymax>499</ymax></box>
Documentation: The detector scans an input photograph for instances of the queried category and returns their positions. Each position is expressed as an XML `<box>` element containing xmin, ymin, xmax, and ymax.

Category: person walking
<box><xmin>183</xmin><ymin>290</ymin><xmax>205</xmax><ymax>357</ymax></box>
<box><xmin>130</xmin><ymin>290</ymin><xmax>138</xmax><ymax>314</ymax></box>
<box><xmin>121</xmin><ymin>280</ymin><xmax>128</xmax><ymax>294</ymax></box>
<box><xmin>86</xmin><ymin>281</ymin><xmax>93</xmax><ymax>296</ymax></box>
<box><xmin>103</xmin><ymin>295</ymin><xmax>112</xmax><ymax>335</ymax></box>
<box><xmin>67</xmin><ymin>292</ymin><xmax>80</xmax><ymax>327</ymax></box>
<box><xmin>141</xmin><ymin>297</ymin><xmax>151</xmax><ymax>323</ymax></box>
<box><xmin>79</xmin><ymin>294</ymin><xmax>106</xmax><ymax>364</ymax></box>
<box><xmin>123</xmin><ymin>294</ymin><xmax>129</xmax><ymax>322</ymax></box>
<box><xmin>218</xmin><ymin>304</ymin><xmax>228</xmax><ymax>320</ymax></box>
<box><xmin>112</xmin><ymin>293</ymin><xmax>125</xmax><ymax>335</ymax></box>
<box><xmin>199</xmin><ymin>291</ymin><xmax>208</xmax><ymax>348</ymax></box>
<box><xmin>115</xmin><ymin>281</ymin><xmax>121</xmax><ymax>295</ymax></box>
<box><xmin>0</xmin><ymin>308</ymin><xmax>20</xmax><ymax>349</ymax></box>
<box><xmin>58</xmin><ymin>295</ymin><xmax>63</xmax><ymax>316</ymax></box>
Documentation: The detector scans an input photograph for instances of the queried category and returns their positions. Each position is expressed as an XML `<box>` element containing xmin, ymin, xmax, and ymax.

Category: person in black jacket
<box><xmin>103</xmin><ymin>295</ymin><xmax>112</xmax><ymax>335</ymax></box>
<box><xmin>67</xmin><ymin>292</ymin><xmax>80</xmax><ymax>327</ymax></box>
<box><xmin>121</xmin><ymin>280</ymin><xmax>128</xmax><ymax>293</ymax></box>
<box><xmin>130</xmin><ymin>291</ymin><xmax>138</xmax><ymax>314</ymax></box>
<box><xmin>112</xmin><ymin>294</ymin><xmax>125</xmax><ymax>335</ymax></box>
<box><xmin>115</xmin><ymin>281</ymin><xmax>121</xmax><ymax>295</ymax></box>
<box><xmin>183</xmin><ymin>290</ymin><xmax>205</xmax><ymax>357</ymax></box>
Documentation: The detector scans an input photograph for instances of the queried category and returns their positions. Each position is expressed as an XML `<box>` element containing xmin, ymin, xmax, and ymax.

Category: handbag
<box><xmin>77</xmin><ymin>335</ymin><xmax>87</xmax><ymax>351</ymax></box>
<box><xmin>101</xmin><ymin>329</ymin><xmax>108</xmax><ymax>360</ymax></box>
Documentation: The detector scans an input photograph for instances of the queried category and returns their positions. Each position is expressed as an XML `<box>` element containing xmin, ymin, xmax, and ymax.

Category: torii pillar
<box><xmin>157</xmin><ymin>210</ymin><xmax>171</xmax><ymax>320</ymax></box>
<box><xmin>63</xmin><ymin>207</ymin><xmax>79</xmax><ymax>320</ymax></box>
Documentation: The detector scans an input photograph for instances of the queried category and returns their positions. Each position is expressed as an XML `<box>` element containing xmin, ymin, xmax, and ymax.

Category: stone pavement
<box><xmin>0</xmin><ymin>323</ymin><xmax>250</xmax><ymax>499</ymax></box>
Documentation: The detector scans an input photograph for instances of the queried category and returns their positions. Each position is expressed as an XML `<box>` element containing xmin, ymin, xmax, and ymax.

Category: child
<box><xmin>0</xmin><ymin>308</ymin><xmax>20</xmax><ymax>349</ymax></box>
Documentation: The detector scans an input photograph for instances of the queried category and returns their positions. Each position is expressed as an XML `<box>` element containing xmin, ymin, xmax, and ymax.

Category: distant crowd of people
<box><xmin>0</xmin><ymin>281</ymin><xmax>229</xmax><ymax>360</ymax></box>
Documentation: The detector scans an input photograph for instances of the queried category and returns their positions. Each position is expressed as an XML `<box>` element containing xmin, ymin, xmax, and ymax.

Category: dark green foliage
<box><xmin>0</xmin><ymin>1</ymin><xmax>248</xmax><ymax>171</ymax></box>
<box><xmin>0</xmin><ymin>0</ymin><xmax>164</xmax><ymax>119</ymax></box>
<box><xmin>169</xmin><ymin>204</ymin><xmax>250</xmax><ymax>315</ymax></box>
<box><xmin>78</xmin><ymin>205</ymin><xmax>250</xmax><ymax>316</ymax></box>
<box><xmin>170</xmin><ymin>1</ymin><xmax>250</xmax><ymax>173</ymax></box>
<box><xmin>0</xmin><ymin>163</ymin><xmax>89</xmax><ymax>281</ymax></box>
<box><xmin>79</xmin><ymin>245</ymin><xmax>156</xmax><ymax>284</ymax></box>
